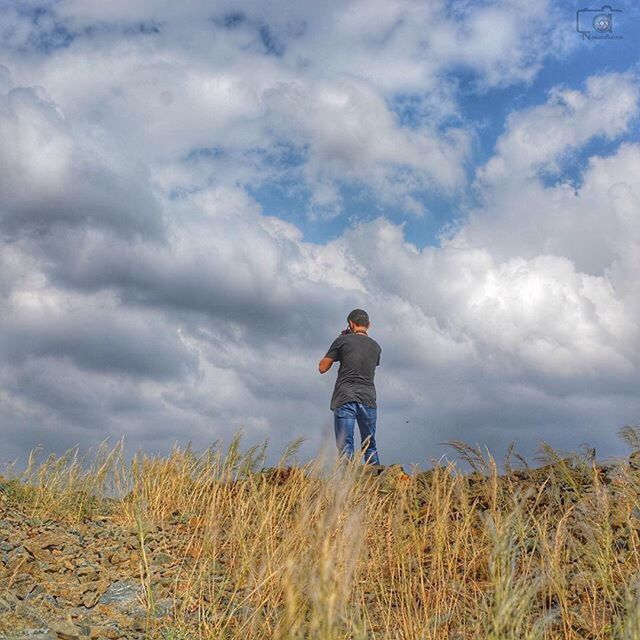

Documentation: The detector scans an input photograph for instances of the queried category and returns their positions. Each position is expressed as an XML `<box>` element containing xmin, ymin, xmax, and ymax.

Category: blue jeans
<box><xmin>333</xmin><ymin>402</ymin><xmax>380</xmax><ymax>465</ymax></box>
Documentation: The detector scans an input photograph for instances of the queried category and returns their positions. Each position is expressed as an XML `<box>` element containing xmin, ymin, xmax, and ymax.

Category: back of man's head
<box><xmin>347</xmin><ymin>308</ymin><xmax>370</xmax><ymax>327</ymax></box>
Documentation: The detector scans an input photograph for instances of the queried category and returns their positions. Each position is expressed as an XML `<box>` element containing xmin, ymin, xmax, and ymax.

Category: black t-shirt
<box><xmin>325</xmin><ymin>333</ymin><xmax>382</xmax><ymax>411</ymax></box>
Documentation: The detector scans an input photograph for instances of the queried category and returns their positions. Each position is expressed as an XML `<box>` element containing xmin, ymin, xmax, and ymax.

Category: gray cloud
<box><xmin>0</xmin><ymin>85</ymin><xmax>165</xmax><ymax>242</ymax></box>
<box><xmin>0</xmin><ymin>302</ymin><xmax>197</xmax><ymax>380</ymax></box>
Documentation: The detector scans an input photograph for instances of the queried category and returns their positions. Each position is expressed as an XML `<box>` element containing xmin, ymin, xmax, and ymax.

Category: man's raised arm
<box><xmin>320</xmin><ymin>335</ymin><xmax>341</xmax><ymax>373</ymax></box>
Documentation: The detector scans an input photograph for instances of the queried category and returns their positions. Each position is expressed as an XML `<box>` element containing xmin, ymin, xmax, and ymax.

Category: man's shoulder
<box><xmin>338</xmin><ymin>333</ymin><xmax>380</xmax><ymax>349</ymax></box>
<box><xmin>354</xmin><ymin>335</ymin><xmax>381</xmax><ymax>353</ymax></box>
<box><xmin>367</xmin><ymin>336</ymin><xmax>381</xmax><ymax>350</ymax></box>
<box><xmin>327</xmin><ymin>333</ymin><xmax>350</xmax><ymax>351</ymax></box>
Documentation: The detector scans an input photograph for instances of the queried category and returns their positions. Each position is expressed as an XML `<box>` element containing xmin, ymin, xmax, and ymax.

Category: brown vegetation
<box><xmin>2</xmin><ymin>429</ymin><xmax>640</xmax><ymax>639</ymax></box>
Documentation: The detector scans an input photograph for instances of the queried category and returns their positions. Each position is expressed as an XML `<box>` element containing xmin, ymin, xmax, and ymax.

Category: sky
<box><xmin>1</xmin><ymin>0</ymin><xmax>639</xmax><ymax>469</ymax></box>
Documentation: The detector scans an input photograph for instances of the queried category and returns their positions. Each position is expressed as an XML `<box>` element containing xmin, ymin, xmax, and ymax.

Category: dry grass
<box><xmin>4</xmin><ymin>428</ymin><xmax>640</xmax><ymax>639</ymax></box>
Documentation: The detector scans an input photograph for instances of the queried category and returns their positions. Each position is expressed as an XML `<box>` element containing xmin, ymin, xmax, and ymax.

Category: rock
<box><xmin>50</xmin><ymin>620</ymin><xmax>87</xmax><ymax>640</ymax></box>
<box><xmin>126</xmin><ymin>521</ymin><xmax>155</xmax><ymax>536</ymax></box>
<box><xmin>258</xmin><ymin>466</ymin><xmax>305</xmax><ymax>485</ymax></box>
<box><xmin>23</xmin><ymin>534</ymin><xmax>73</xmax><ymax>560</ymax></box>
<box><xmin>360</xmin><ymin>464</ymin><xmax>385</xmax><ymax>477</ymax></box>
<box><xmin>153</xmin><ymin>598</ymin><xmax>173</xmax><ymax>618</ymax></box>
<box><xmin>37</xmin><ymin>562</ymin><xmax>61</xmax><ymax>574</ymax></box>
<box><xmin>3</xmin><ymin>631</ymin><xmax>57</xmax><ymax>640</ymax></box>
<box><xmin>14</xmin><ymin>579</ymin><xmax>39</xmax><ymax>601</ymax></box>
<box><xmin>97</xmin><ymin>580</ymin><xmax>143</xmax><ymax>612</ymax></box>
<box><xmin>377</xmin><ymin>464</ymin><xmax>411</xmax><ymax>491</ymax></box>
<box><xmin>0</xmin><ymin>594</ymin><xmax>15</xmax><ymax>614</ymax></box>
<box><xmin>23</xmin><ymin>584</ymin><xmax>47</xmax><ymax>601</ymax></box>
<box><xmin>151</xmin><ymin>552</ymin><xmax>173</xmax><ymax>567</ymax></box>
<box><xmin>130</xmin><ymin>614</ymin><xmax>147</xmax><ymax>632</ymax></box>
<box><xmin>81</xmin><ymin>592</ymin><xmax>99</xmax><ymax>609</ymax></box>
<box><xmin>87</xmin><ymin>625</ymin><xmax>120</xmax><ymax>639</ymax></box>
<box><xmin>75</xmin><ymin>565</ymin><xmax>94</xmax><ymax>577</ymax></box>
<box><xmin>5</xmin><ymin>554</ymin><xmax>31</xmax><ymax>575</ymax></box>
<box><xmin>13</xmin><ymin>601</ymin><xmax>50</xmax><ymax>626</ymax></box>
<box><xmin>106</xmin><ymin>552</ymin><xmax>127</xmax><ymax>566</ymax></box>
<box><xmin>79</xmin><ymin>579</ymin><xmax>108</xmax><ymax>609</ymax></box>
<box><xmin>80</xmin><ymin>580</ymin><xmax>108</xmax><ymax>595</ymax></box>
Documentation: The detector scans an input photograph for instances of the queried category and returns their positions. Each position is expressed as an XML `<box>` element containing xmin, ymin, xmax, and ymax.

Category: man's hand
<box><xmin>318</xmin><ymin>357</ymin><xmax>334</xmax><ymax>374</ymax></box>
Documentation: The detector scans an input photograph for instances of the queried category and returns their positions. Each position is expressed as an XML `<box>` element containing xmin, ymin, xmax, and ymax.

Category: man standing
<box><xmin>318</xmin><ymin>309</ymin><xmax>382</xmax><ymax>465</ymax></box>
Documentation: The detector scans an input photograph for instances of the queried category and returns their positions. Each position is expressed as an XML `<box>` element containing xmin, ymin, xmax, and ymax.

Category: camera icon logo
<box><xmin>576</xmin><ymin>5</ymin><xmax>621</xmax><ymax>39</ymax></box>
<box><xmin>593</xmin><ymin>13</ymin><xmax>612</xmax><ymax>32</ymax></box>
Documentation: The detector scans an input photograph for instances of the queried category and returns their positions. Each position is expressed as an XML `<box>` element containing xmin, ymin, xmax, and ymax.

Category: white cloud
<box><xmin>448</xmin><ymin>74</ymin><xmax>640</xmax><ymax>293</ymax></box>
<box><xmin>340</xmin><ymin>218</ymin><xmax>638</xmax><ymax>380</ymax></box>
<box><xmin>262</xmin><ymin>77</ymin><xmax>471</xmax><ymax>214</ymax></box>
<box><xmin>478</xmin><ymin>72</ymin><xmax>639</xmax><ymax>183</ymax></box>
<box><xmin>2</xmin><ymin>0</ymin><xmax>572</xmax><ymax>219</ymax></box>
<box><xmin>428</xmin><ymin>0</ymin><xmax>574</xmax><ymax>87</ymax></box>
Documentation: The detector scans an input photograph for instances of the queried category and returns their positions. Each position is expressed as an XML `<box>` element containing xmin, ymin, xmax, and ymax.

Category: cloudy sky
<box><xmin>1</xmin><ymin>0</ymin><xmax>639</xmax><ymax>469</ymax></box>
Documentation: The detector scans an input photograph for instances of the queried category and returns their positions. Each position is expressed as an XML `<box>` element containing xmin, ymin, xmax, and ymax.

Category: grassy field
<box><xmin>3</xmin><ymin>429</ymin><xmax>640</xmax><ymax>639</ymax></box>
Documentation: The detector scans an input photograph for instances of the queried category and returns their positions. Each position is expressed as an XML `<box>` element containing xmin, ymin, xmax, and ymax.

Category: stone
<box><xmin>23</xmin><ymin>584</ymin><xmax>47</xmax><ymax>601</ymax></box>
<box><xmin>0</xmin><ymin>595</ymin><xmax>15</xmax><ymax>614</ymax></box>
<box><xmin>151</xmin><ymin>552</ymin><xmax>173</xmax><ymax>566</ymax></box>
<box><xmin>361</xmin><ymin>464</ymin><xmax>386</xmax><ymax>477</ymax></box>
<box><xmin>13</xmin><ymin>602</ymin><xmax>50</xmax><ymax>626</ymax></box>
<box><xmin>97</xmin><ymin>580</ymin><xmax>143</xmax><ymax>612</ymax></box>
<box><xmin>130</xmin><ymin>614</ymin><xmax>147</xmax><ymax>632</ymax></box>
<box><xmin>37</xmin><ymin>562</ymin><xmax>60</xmax><ymax>574</ymax></box>
<box><xmin>106</xmin><ymin>552</ymin><xmax>127</xmax><ymax>566</ymax></box>
<box><xmin>153</xmin><ymin>598</ymin><xmax>174</xmax><ymax>617</ymax></box>
<box><xmin>14</xmin><ymin>579</ymin><xmax>39</xmax><ymax>600</ymax></box>
<box><xmin>81</xmin><ymin>591</ymin><xmax>100</xmax><ymax>609</ymax></box>
<box><xmin>79</xmin><ymin>579</ymin><xmax>108</xmax><ymax>609</ymax></box>
<box><xmin>80</xmin><ymin>580</ymin><xmax>108</xmax><ymax>596</ymax></box>
<box><xmin>23</xmin><ymin>534</ymin><xmax>72</xmax><ymax>558</ymax></box>
<box><xmin>126</xmin><ymin>521</ymin><xmax>155</xmax><ymax>536</ymax></box>
<box><xmin>50</xmin><ymin>620</ymin><xmax>87</xmax><ymax>640</ymax></box>
<box><xmin>4</xmin><ymin>631</ymin><xmax>57</xmax><ymax>640</ymax></box>
<box><xmin>87</xmin><ymin>625</ymin><xmax>120</xmax><ymax>640</ymax></box>
<box><xmin>376</xmin><ymin>464</ymin><xmax>411</xmax><ymax>491</ymax></box>
<box><xmin>6</xmin><ymin>554</ymin><xmax>31</xmax><ymax>575</ymax></box>
<box><xmin>76</xmin><ymin>566</ymin><xmax>99</xmax><ymax>580</ymax></box>
<box><xmin>258</xmin><ymin>466</ymin><xmax>305</xmax><ymax>485</ymax></box>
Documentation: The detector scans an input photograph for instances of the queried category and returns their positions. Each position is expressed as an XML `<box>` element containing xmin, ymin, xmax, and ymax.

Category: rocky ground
<box><xmin>0</xmin><ymin>464</ymin><xmax>413</xmax><ymax>640</ymax></box>
<box><xmin>1</xmin><ymin>455</ymin><xmax>638</xmax><ymax>640</ymax></box>
<box><xmin>1</xmin><ymin>502</ymin><xmax>180</xmax><ymax>639</ymax></box>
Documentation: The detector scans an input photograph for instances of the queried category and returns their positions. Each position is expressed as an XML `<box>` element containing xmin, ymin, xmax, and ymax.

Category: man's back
<box><xmin>325</xmin><ymin>333</ymin><xmax>381</xmax><ymax>410</ymax></box>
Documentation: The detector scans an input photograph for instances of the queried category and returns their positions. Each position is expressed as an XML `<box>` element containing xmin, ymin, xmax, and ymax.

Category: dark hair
<box><xmin>347</xmin><ymin>308</ymin><xmax>370</xmax><ymax>327</ymax></box>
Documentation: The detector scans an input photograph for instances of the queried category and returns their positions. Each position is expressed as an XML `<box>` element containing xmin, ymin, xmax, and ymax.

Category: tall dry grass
<box><xmin>4</xmin><ymin>428</ymin><xmax>640</xmax><ymax>639</ymax></box>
